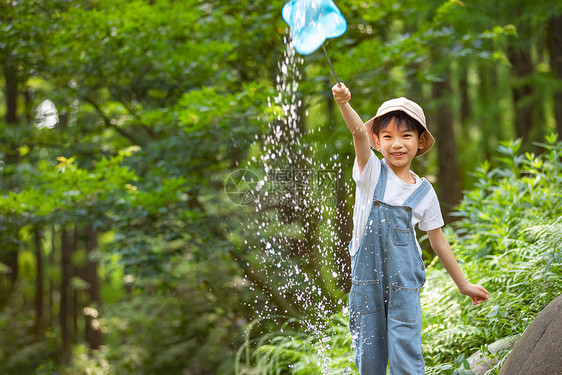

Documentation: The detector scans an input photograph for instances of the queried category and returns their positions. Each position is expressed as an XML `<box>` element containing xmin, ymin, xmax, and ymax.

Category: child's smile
<box><xmin>374</xmin><ymin>120</ymin><xmax>424</xmax><ymax>181</ymax></box>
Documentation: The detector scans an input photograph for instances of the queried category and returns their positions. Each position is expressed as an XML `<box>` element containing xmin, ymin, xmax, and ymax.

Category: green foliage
<box><xmin>236</xmin><ymin>315</ymin><xmax>354</xmax><ymax>375</ymax></box>
<box><xmin>0</xmin><ymin>281</ymin><xmax>59</xmax><ymax>374</ymax></box>
<box><xmin>103</xmin><ymin>290</ymin><xmax>240</xmax><ymax>374</ymax></box>
<box><xmin>2</xmin><ymin>0</ymin><xmax>280</xmax><ymax>370</ymax></box>
<box><xmin>451</xmin><ymin>135</ymin><xmax>562</xmax><ymax>258</ymax></box>
<box><xmin>426</xmin><ymin>354</ymin><xmax>475</xmax><ymax>375</ymax></box>
<box><xmin>63</xmin><ymin>345</ymin><xmax>113</xmax><ymax>375</ymax></box>
<box><xmin>423</xmin><ymin>136</ymin><xmax>562</xmax><ymax>371</ymax></box>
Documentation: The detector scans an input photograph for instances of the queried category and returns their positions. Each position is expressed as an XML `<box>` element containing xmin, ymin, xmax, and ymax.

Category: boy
<box><xmin>332</xmin><ymin>83</ymin><xmax>489</xmax><ymax>375</ymax></box>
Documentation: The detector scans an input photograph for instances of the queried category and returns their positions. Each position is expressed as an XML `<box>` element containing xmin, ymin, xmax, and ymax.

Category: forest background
<box><xmin>0</xmin><ymin>0</ymin><xmax>561</xmax><ymax>374</ymax></box>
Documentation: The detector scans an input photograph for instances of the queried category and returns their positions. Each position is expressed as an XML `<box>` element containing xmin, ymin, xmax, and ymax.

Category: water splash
<box><xmin>241</xmin><ymin>34</ymin><xmax>354</xmax><ymax>373</ymax></box>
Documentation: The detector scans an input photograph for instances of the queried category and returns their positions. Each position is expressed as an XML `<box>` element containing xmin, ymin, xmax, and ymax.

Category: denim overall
<box><xmin>350</xmin><ymin>160</ymin><xmax>430</xmax><ymax>375</ymax></box>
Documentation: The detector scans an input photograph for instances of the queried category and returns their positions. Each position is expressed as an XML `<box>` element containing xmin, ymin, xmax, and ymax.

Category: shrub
<box><xmin>423</xmin><ymin>136</ymin><xmax>562</xmax><ymax>370</ymax></box>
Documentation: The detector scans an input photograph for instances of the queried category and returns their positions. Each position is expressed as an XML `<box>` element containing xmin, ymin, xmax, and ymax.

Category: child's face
<box><xmin>374</xmin><ymin>119</ymin><xmax>426</xmax><ymax>171</ymax></box>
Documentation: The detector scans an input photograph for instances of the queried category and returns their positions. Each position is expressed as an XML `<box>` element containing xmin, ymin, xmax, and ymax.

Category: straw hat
<box><xmin>364</xmin><ymin>97</ymin><xmax>435</xmax><ymax>156</ymax></box>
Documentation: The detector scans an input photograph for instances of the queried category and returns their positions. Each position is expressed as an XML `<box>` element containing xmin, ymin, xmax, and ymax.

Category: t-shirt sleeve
<box><xmin>352</xmin><ymin>150</ymin><xmax>379</xmax><ymax>187</ymax></box>
<box><xmin>418</xmin><ymin>188</ymin><xmax>445</xmax><ymax>231</ymax></box>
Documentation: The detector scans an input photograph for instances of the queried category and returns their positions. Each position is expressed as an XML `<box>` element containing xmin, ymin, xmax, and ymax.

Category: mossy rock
<box><xmin>498</xmin><ymin>294</ymin><xmax>562</xmax><ymax>375</ymax></box>
<box><xmin>468</xmin><ymin>336</ymin><xmax>518</xmax><ymax>374</ymax></box>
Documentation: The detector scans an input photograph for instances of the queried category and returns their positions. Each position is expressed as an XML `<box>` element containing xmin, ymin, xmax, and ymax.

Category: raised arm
<box><xmin>332</xmin><ymin>83</ymin><xmax>371</xmax><ymax>175</ymax></box>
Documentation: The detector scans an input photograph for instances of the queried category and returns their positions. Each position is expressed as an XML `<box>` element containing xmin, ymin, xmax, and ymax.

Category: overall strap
<box><xmin>402</xmin><ymin>178</ymin><xmax>431</xmax><ymax>209</ymax></box>
<box><xmin>373</xmin><ymin>159</ymin><xmax>387</xmax><ymax>202</ymax></box>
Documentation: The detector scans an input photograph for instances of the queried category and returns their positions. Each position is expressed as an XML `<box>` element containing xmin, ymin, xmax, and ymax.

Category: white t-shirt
<box><xmin>350</xmin><ymin>150</ymin><xmax>444</xmax><ymax>256</ymax></box>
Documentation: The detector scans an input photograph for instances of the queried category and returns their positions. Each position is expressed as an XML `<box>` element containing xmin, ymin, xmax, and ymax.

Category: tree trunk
<box><xmin>24</xmin><ymin>86</ymin><xmax>33</xmax><ymax>124</ymax></box>
<box><xmin>72</xmin><ymin>229</ymin><xmax>78</xmax><ymax>345</ymax></box>
<box><xmin>229</xmin><ymin>250</ymin><xmax>301</xmax><ymax>318</ymax></box>
<box><xmin>0</xmin><ymin>243</ymin><xmax>17</xmax><ymax>307</ymax></box>
<box><xmin>459</xmin><ymin>64</ymin><xmax>471</xmax><ymax>132</ymax></box>
<box><xmin>431</xmin><ymin>68</ymin><xmax>462</xmax><ymax>220</ymax></box>
<box><xmin>4</xmin><ymin>65</ymin><xmax>18</xmax><ymax>125</ymax></box>
<box><xmin>84</xmin><ymin>225</ymin><xmax>102</xmax><ymax>350</ymax></box>
<box><xmin>49</xmin><ymin>225</ymin><xmax>56</xmax><ymax>328</ymax></box>
<box><xmin>507</xmin><ymin>45</ymin><xmax>535</xmax><ymax>145</ymax></box>
<box><xmin>34</xmin><ymin>228</ymin><xmax>44</xmax><ymax>335</ymax></box>
<box><xmin>478</xmin><ymin>64</ymin><xmax>502</xmax><ymax>159</ymax></box>
<box><xmin>60</xmin><ymin>228</ymin><xmax>72</xmax><ymax>363</ymax></box>
<box><xmin>547</xmin><ymin>15</ymin><xmax>562</xmax><ymax>137</ymax></box>
<box><xmin>5</xmin><ymin>246</ymin><xmax>18</xmax><ymax>291</ymax></box>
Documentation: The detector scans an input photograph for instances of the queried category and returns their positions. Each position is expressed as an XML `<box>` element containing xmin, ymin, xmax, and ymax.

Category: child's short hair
<box><xmin>365</xmin><ymin>97</ymin><xmax>435</xmax><ymax>155</ymax></box>
<box><xmin>371</xmin><ymin>110</ymin><xmax>426</xmax><ymax>137</ymax></box>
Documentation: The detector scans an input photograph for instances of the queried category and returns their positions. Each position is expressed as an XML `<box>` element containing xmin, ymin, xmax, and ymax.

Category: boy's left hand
<box><xmin>332</xmin><ymin>82</ymin><xmax>351</xmax><ymax>104</ymax></box>
<box><xmin>458</xmin><ymin>283</ymin><xmax>489</xmax><ymax>305</ymax></box>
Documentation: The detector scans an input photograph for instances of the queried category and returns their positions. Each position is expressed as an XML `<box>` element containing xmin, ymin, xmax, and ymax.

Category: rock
<box><xmin>468</xmin><ymin>336</ymin><xmax>518</xmax><ymax>374</ymax></box>
<box><xmin>498</xmin><ymin>294</ymin><xmax>562</xmax><ymax>375</ymax></box>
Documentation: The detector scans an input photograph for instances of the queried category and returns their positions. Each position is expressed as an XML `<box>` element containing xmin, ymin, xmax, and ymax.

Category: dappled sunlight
<box><xmin>34</xmin><ymin>99</ymin><xmax>59</xmax><ymax>129</ymax></box>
